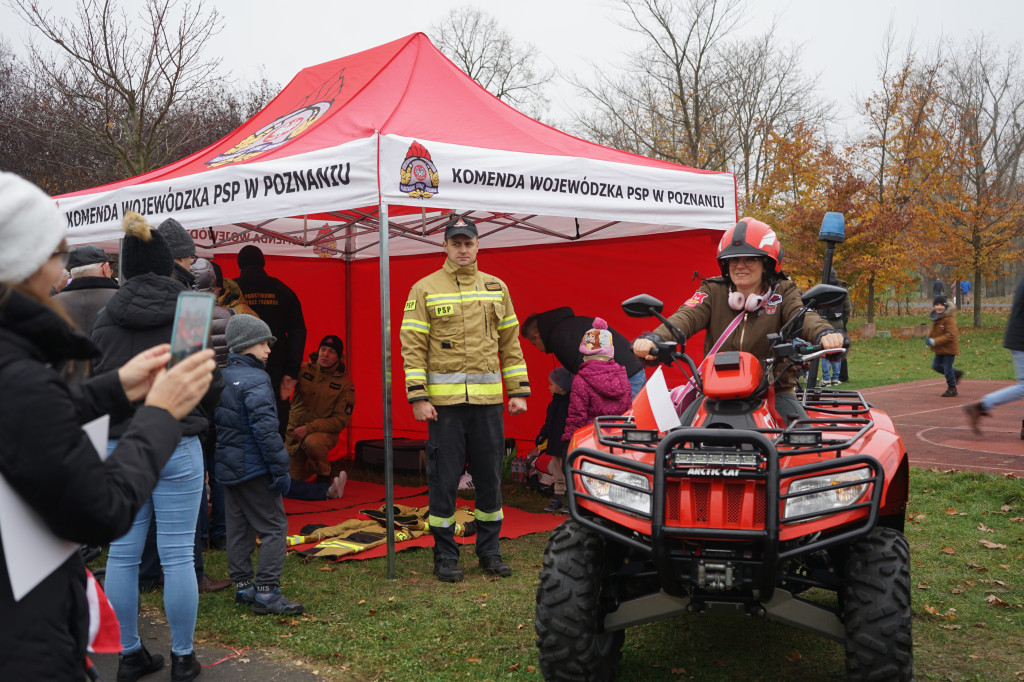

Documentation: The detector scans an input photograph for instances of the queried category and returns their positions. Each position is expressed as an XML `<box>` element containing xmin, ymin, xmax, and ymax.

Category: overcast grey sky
<box><xmin>1</xmin><ymin>0</ymin><xmax>1017</xmax><ymax>135</ymax></box>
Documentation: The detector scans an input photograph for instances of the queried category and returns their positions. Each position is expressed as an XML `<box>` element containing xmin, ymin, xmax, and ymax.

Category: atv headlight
<box><xmin>580</xmin><ymin>462</ymin><xmax>651</xmax><ymax>515</ymax></box>
<box><xmin>783</xmin><ymin>468</ymin><xmax>870</xmax><ymax>521</ymax></box>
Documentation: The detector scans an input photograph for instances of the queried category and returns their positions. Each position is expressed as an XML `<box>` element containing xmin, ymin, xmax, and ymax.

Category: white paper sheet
<box><xmin>1</xmin><ymin>414</ymin><xmax>109</xmax><ymax>601</ymax></box>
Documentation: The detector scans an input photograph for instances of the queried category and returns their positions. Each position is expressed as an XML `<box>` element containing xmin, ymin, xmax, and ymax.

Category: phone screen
<box><xmin>168</xmin><ymin>292</ymin><xmax>215</xmax><ymax>367</ymax></box>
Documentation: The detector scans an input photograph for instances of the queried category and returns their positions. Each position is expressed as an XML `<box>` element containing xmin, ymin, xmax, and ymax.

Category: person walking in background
<box><xmin>399</xmin><ymin>215</ymin><xmax>530</xmax><ymax>583</ymax></box>
<box><xmin>927</xmin><ymin>295</ymin><xmax>963</xmax><ymax>397</ymax></box>
<box><xmin>536</xmin><ymin>368</ymin><xmax>572</xmax><ymax>513</ymax></box>
<box><xmin>91</xmin><ymin>213</ymin><xmax>224</xmax><ymax>682</ymax></box>
<box><xmin>965</xmin><ymin>274</ymin><xmax>1024</xmax><ymax>434</ymax></box>
<box><xmin>564</xmin><ymin>318</ymin><xmax>633</xmax><ymax>440</ymax></box>
<box><xmin>216</xmin><ymin>314</ymin><xmax>305</xmax><ymax>615</ymax></box>
<box><xmin>234</xmin><ymin>245</ymin><xmax>307</xmax><ymax>435</ymax></box>
<box><xmin>960</xmin><ymin>279</ymin><xmax>971</xmax><ymax>306</ymax></box>
<box><xmin>933</xmin><ymin>277</ymin><xmax>944</xmax><ymax>297</ymax></box>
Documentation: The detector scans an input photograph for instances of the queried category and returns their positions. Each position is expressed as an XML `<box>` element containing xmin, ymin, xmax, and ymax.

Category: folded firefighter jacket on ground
<box><xmin>289</xmin><ymin>504</ymin><xmax>477</xmax><ymax>559</ymax></box>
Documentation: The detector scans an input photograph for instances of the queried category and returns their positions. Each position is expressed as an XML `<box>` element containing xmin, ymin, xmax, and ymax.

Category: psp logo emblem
<box><xmin>400</xmin><ymin>140</ymin><xmax>439</xmax><ymax>199</ymax></box>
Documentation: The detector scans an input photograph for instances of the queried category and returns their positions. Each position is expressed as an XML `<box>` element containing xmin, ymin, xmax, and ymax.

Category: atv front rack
<box><xmin>567</xmin><ymin>425</ymin><xmax>885</xmax><ymax>600</ymax></box>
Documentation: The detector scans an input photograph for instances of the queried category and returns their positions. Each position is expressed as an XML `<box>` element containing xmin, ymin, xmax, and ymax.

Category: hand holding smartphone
<box><xmin>168</xmin><ymin>292</ymin><xmax>215</xmax><ymax>368</ymax></box>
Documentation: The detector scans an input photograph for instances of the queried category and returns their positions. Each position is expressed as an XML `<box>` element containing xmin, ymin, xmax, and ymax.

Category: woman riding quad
<box><xmin>632</xmin><ymin>217</ymin><xmax>846</xmax><ymax>423</ymax></box>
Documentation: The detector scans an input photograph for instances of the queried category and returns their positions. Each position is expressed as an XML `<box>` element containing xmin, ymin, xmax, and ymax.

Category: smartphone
<box><xmin>168</xmin><ymin>292</ymin><xmax>215</xmax><ymax>368</ymax></box>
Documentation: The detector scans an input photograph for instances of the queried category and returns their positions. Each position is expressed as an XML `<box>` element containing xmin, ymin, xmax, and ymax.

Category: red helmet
<box><xmin>717</xmin><ymin>217</ymin><xmax>782</xmax><ymax>273</ymax></box>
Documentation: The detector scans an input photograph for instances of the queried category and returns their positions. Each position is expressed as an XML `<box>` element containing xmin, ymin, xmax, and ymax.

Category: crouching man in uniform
<box><xmin>284</xmin><ymin>334</ymin><xmax>355</xmax><ymax>483</ymax></box>
<box><xmin>399</xmin><ymin>215</ymin><xmax>530</xmax><ymax>583</ymax></box>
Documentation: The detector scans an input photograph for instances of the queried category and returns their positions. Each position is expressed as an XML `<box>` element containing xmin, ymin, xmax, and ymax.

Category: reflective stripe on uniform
<box><xmin>426</xmin><ymin>291</ymin><xmax>503</xmax><ymax>304</ymax></box>
<box><xmin>428</xmin><ymin>372</ymin><xmax>501</xmax><ymax>384</ymax></box>
<box><xmin>497</xmin><ymin>314</ymin><xmax>518</xmax><ymax>330</ymax></box>
<box><xmin>401</xmin><ymin>319</ymin><xmax>430</xmax><ymax>334</ymax></box>
<box><xmin>474</xmin><ymin>508</ymin><xmax>504</xmax><ymax>523</ymax></box>
<box><xmin>501</xmin><ymin>364</ymin><xmax>527</xmax><ymax>378</ymax></box>
<box><xmin>428</xmin><ymin>513</ymin><xmax>457</xmax><ymax>529</ymax></box>
<box><xmin>405</xmin><ymin>368</ymin><xmax>426</xmax><ymax>381</ymax></box>
<box><xmin>427</xmin><ymin>383</ymin><xmax>504</xmax><ymax>396</ymax></box>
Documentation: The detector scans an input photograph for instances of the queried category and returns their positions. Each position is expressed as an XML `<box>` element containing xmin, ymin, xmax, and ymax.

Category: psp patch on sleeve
<box><xmin>404</xmin><ymin>300</ymin><xmax>416</xmax><ymax>311</ymax></box>
<box><xmin>683</xmin><ymin>291</ymin><xmax>708</xmax><ymax>308</ymax></box>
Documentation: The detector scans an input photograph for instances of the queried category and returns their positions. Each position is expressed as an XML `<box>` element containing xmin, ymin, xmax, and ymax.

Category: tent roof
<box><xmin>57</xmin><ymin>33</ymin><xmax>737</xmax><ymax>258</ymax></box>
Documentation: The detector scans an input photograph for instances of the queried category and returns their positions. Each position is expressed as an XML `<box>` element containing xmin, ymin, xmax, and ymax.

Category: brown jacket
<box><xmin>286</xmin><ymin>358</ymin><xmax>356</xmax><ymax>435</ymax></box>
<box><xmin>651</xmin><ymin>278</ymin><xmax>834</xmax><ymax>392</ymax></box>
<box><xmin>929</xmin><ymin>309</ymin><xmax>959</xmax><ymax>356</ymax></box>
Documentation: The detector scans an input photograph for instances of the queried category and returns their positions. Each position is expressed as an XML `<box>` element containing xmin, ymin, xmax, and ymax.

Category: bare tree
<box><xmin>430</xmin><ymin>6</ymin><xmax>553</xmax><ymax>119</ymax></box>
<box><xmin>939</xmin><ymin>35</ymin><xmax>1024</xmax><ymax>326</ymax></box>
<box><xmin>7</xmin><ymin>0</ymin><xmax>227</xmax><ymax>178</ymax></box>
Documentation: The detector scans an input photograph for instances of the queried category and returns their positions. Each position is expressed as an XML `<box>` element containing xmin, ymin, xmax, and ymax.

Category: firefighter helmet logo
<box><xmin>312</xmin><ymin>224</ymin><xmax>338</xmax><ymax>259</ymax></box>
<box><xmin>206</xmin><ymin>102</ymin><xmax>331</xmax><ymax>168</ymax></box>
<box><xmin>399</xmin><ymin>141</ymin><xmax>439</xmax><ymax>199</ymax></box>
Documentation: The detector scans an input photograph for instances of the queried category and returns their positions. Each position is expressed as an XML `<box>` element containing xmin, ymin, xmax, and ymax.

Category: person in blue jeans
<box><xmin>927</xmin><ymin>295</ymin><xmax>962</xmax><ymax>397</ymax></box>
<box><xmin>966</xmin><ymin>275</ymin><xmax>1024</xmax><ymax>434</ymax></box>
<box><xmin>91</xmin><ymin>212</ymin><xmax>223</xmax><ymax>682</ymax></box>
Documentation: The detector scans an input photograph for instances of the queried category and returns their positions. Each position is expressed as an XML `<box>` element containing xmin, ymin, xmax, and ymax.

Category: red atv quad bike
<box><xmin>535</xmin><ymin>285</ymin><xmax>912</xmax><ymax>681</ymax></box>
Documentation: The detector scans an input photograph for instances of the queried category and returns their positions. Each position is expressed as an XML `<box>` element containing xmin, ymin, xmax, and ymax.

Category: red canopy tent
<box><xmin>57</xmin><ymin>34</ymin><xmax>737</xmax><ymax>568</ymax></box>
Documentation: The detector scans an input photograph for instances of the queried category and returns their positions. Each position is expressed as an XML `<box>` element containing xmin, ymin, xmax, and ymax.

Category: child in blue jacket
<box><xmin>215</xmin><ymin>315</ymin><xmax>303</xmax><ymax>615</ymax></box>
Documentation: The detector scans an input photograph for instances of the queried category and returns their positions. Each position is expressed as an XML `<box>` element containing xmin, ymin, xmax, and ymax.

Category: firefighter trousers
<box><xmin>426</xmin><ymin>403</ymin><xmax>504</xmax><ymax>563</ymax></box>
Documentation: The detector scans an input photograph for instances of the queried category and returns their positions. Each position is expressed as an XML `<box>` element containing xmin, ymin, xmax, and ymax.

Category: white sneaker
<box><xmin>457</xmin><ymin>472</ymin><xmax>474</xmax><ymax>490</ymax></box>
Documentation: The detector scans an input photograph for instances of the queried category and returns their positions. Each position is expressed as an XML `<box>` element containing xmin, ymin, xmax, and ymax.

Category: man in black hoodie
<box><xmin>234</xmin><ymin>244</ymin><xmax>307</xmax><ymax>435</ymax></box>
<box><xmin>521</xmin><ymin>306</ymin><xmax>646</xmax><ymax>398</ymax></box>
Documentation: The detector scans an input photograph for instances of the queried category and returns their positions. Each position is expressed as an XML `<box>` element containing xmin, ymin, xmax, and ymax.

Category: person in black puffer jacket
<box><xmin>0</xmin><ymin>172</ymin><xmax>216</xmax><ymax>681</ymax></box>
<box><xmin>91</xmin><ymin>212</ymin><xmax>224</xmax><ymax>682</ymax></box>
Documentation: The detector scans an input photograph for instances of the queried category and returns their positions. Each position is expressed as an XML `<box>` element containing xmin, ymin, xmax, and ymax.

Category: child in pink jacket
<box><xmin>562</xmin><ymin>318</ymin><xmax>633</xmax><ymax>440</ymax></box>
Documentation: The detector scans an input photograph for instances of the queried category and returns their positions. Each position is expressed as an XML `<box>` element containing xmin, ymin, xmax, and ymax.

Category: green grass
<box><xmin>126</xmin><ymin>309</ymin><xmax>1023</xmax><ymax>680</ymax></box>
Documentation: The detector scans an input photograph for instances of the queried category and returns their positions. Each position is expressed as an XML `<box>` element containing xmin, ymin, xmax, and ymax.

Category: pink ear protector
<box><xmin>728</xmin><ymin>289</ymin><xmax>766</xmax><ymax>312</ymax></box>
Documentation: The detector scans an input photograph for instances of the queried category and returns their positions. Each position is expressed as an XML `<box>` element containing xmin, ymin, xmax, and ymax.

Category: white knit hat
<box><xmin>0</xmin><ymin>172</ymin><xmax>67</xmax><ymax>284</ymax></box>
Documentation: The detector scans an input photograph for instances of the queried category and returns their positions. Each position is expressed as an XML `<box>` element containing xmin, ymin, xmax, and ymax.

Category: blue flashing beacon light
<box><xmin>819</xmin><ymin>211</ymin><xmax>845</xmax><ymax>243</ymax></box>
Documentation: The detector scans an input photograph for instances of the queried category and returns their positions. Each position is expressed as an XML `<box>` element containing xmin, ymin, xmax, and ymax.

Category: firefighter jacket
<box><xmin>400</xmin><ymin>258</ymin><xmax>530</xmax><ymax>405</ymax></box>
<box><xmin>650</xmin><ymin>278</ymin><xmax>836</xmax><ymax>393</ymax></box>
<box><xmin>286</xmin><ymin>356</ymin><xmax>356</xmax><ymax>435</ymax></box>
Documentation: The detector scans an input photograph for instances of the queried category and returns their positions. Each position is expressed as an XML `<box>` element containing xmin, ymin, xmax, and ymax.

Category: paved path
<box><xmin>861</xmin><ymin>378</ymin><xmax>1024</xmax><ymax>476</ymax></box>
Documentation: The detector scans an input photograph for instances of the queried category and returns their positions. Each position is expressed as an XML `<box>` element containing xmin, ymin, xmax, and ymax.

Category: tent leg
<box><xmin>379</xmin><ymin>203</ymin><xmax>396</xmax><ymax>580</ymax></box>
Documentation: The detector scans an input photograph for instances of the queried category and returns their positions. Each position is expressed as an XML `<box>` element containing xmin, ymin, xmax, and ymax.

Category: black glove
<box><xmin>268</xmin><ymin>473</ymin><xmax>291</xmax><ymax>496</ymax></box>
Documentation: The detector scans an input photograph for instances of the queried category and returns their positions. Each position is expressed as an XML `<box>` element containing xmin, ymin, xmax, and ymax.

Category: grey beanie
<box><xmin>226</xmin><ymin>314</ymin><xmax>276</xmax><ymax>353</ymax></box>
<box><xmin>157</xmin><ymin>217</ymin><xmax>195</xmax><ymax>259</ymax></box>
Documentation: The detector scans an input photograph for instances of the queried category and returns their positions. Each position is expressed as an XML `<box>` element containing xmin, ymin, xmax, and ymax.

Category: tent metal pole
<box><xmin>379</xmin><ymin>202</ymin><xmax>396</xmax><ymax>579</ymax></box>
<box><xmin>344</xmin><ymin>223</ymin><xmax>354</xmax><ymax>459</ymax></box>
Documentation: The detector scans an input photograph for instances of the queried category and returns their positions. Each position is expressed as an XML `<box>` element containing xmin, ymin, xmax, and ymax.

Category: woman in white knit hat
<box><xmin>0</xmin><ymin>172</ymin><xmax>216</xmax><ymax>680</ymax></box>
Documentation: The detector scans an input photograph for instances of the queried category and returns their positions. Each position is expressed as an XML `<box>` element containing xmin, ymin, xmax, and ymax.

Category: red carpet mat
<box><xmin>282</xmin><ymin>479</ymin><xmax>428</xmax><ymax>515</ymax></box>
<box><xmin>285</xmin><ymin>488</ymin><xmax>564</xmax><ymax>561</ymax></box>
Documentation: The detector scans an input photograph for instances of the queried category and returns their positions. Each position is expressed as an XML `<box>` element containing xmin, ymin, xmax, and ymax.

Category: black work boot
<box><xmin>479</xmin><ymin>555</ymin><xmax>512</xmax><ymax>577</ymax></box>
<box><xmin>170</xmin><ymin>651</ymin><xmax>201</xmax><ymax>681</ymax></box>
<box><xmin>433</xmin><ymin>558</ymin><xmax>464</xmax><ymax>583</ymax></box>
<box><xmin>117</xmin><ymin>643</ymin><xmax>164</xmax><ymax>681</ymax></box>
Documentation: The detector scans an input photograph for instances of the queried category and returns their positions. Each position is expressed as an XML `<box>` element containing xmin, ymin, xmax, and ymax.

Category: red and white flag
<box><xmin>631</xmin><ymin>367</ymin><xmax>681</xmax><ymax>432</ymax></box>
<box><xmin>85</xmin><ymin>568</ymin><xmax>121</xmax><ymax>654</ymax></box>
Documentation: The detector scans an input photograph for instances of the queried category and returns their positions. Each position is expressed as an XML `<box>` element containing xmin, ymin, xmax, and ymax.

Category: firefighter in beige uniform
<box><xmin>400</xmin><ymin>215</ymin><xmax>530</xmax><ymax>583</ymax></box>
<box><xmin>285</xmin><ymin>334</ymin><xmax>355</xmax><ymax>482</ymax></box>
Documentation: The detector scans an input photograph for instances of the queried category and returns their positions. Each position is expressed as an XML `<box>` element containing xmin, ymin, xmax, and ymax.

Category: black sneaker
<box><xmin>433</xmin><ymin>559</ymin><xmax>465</xmax><ymax>583</ymax></box>
<box><xmin>544</xmin><ymin>496</ymin><xmax>565</xmax><ymax>513</ymax></box>
<box><xmin>479</xmin><ymin>555</ymin><xmax>512</xmax><ymax>578</ymax></box>
<box><xmin>117</xmin><ymin>644</ymin><xmax>164</xmax><ymax>682</ymax></box>
<box><xmin>954</xmin><ymin>369</ymin><xmax>964</xmax><ymax>382</ymax></box>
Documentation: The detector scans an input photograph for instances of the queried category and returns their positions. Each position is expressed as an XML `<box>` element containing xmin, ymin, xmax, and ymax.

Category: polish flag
<box><xmin>85</xmin><ymin>568</ymin><xmax>121</xmax><ymax>654</ymax></box>
<box><xmin>631</xmin><ymin>367</ymin><xmax>682</xmax><ymax>432</ymax></box>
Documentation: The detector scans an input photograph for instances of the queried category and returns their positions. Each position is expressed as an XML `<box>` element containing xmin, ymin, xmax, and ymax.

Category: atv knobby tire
<box><xmin>842</xmin><ymin>526</ymin><xmax>913</xmax><ymax>681</ymax></box>
<box><xmin>536</xmin><ymin>520</ymin><xmax>624</xmax><ymax>681</ymax></box>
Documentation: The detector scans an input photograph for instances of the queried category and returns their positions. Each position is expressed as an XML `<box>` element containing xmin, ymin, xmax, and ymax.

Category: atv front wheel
<box><xmin>536</xmin><ymin>520</ymin><xmax>624</xmax><ymax>681</ymax></box>
<box><xmin>842</xmin><ymin>526</ymin><xmax>913</xmax><ymax>681</ymax></box>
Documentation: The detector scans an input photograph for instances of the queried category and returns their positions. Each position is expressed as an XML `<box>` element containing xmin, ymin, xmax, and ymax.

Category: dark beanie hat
<box><xmin>319</xmin><ymin>334</ymin><xmax>343</xmax><ymax>355</ymax></box>
<box><xmin>209</xmin><ymin>260</ymin><xmax>224</xmax><ymax>289</ymax></box>
<box><xmin>226</xmin><ymin>314</ymin><xmax>276</xmax><ymax>353</ymax></box>
<box><xmin>157</xmin><ymin>217</ymin><xmax>195</xmax><ymax>259</ymax></box>
<box><xmin>933</xmin><ymin>295</ymin><xmax>948</xmax><ymax>306</ymax></box>
<box><xmin>121</xmin><ymin>212</ymin><xmax>173</xmax><ymax>279</ymax></box>
<box><xmin>237</xmin><ymin>245</ymin><xmax>265</xmax><ymax>269</ymax></box>
<box><xmin>550</xmin><ymin>367</ymin><xmax>572</xmax><ymax>393</ymax></box>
